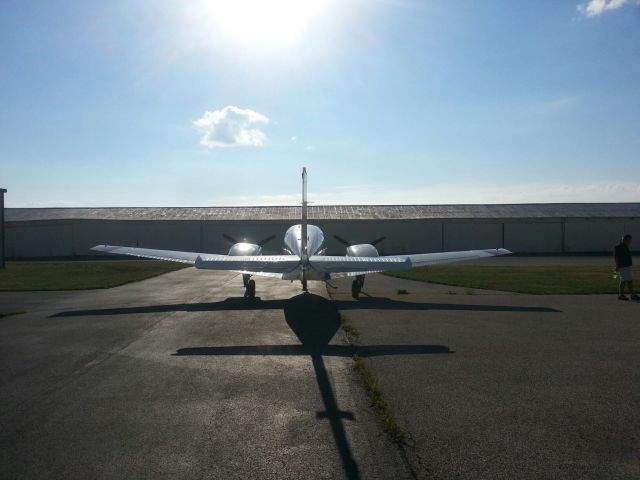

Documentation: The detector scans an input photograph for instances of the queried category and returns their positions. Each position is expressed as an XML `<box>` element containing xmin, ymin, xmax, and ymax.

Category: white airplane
<box><xmin>92</xmin><ymin>168</ymin><xmax>511</xmax><ymax>298</ymax></box>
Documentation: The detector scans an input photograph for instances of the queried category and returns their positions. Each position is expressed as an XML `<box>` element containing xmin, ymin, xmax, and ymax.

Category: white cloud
<box><xmin>193</xmin><ymin>106</ymin><xmax>269</xmax><ymax>148</ymax></box>
<box><xmin>7</xmin><ymin>200</ymin><xmax>87</xmax><ymax>208</ymax></box>
<box><xmin>216</xmin><ymin>182</ymin><xmax>640</xmax><ymax>205</ymax></box>
<box><xmin>577</xmin><ymin>0</ymin><xmax>639</xmax><ymax>17</ymax></box>
<box><xmin>436</xmin><ymin>182</ymin><xmax>640</xmax><ymax>204</ymax></box>
<box><xmin>543</xmin><ymin>96</ymin><xmax>578</xmax><ymax>110</ymax></box>
<box><xmin>12</xmin><ymin>182</ymin><xmax>637</xmax><ymax>208</ymax></box>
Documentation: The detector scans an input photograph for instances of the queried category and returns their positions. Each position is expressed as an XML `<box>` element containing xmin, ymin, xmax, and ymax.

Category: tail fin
<box><xmin>301</xmin><ymin>167</ymin><xmax>308</xmax><ymax>257</ymax></box>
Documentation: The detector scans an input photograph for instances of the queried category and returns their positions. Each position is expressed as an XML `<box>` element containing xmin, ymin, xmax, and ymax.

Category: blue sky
<box><xmin>1</xmin><ymin>0</ymin><xmax>639</xmax><ymax>207</ymax></box>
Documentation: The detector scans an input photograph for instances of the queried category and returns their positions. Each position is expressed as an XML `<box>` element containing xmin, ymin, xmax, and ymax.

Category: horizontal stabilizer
<box><xmin>310</xmin><ymin>255</ymin><xmax>410</xmax><ymax>274</ymax></box>
<box><xmin>195</xmin><ymin>254</ymin><xmax>300</xmax><ymax>274</ymax></box>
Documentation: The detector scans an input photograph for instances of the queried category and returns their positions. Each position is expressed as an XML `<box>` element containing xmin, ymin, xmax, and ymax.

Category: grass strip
<box><xmin>0</xmin><ymin>260</ymin><xmax>188</xmax><ymax>291</ymax></box>
<box><xmin>352</xmin><ymin>354</ymin><xmax>405</xmax><ymax>444</ymax></box>
<box><xmin>339</xmin><ymin>313</ymin><xmax>405</xmax><ymax>445</ymax></box>
<box><xmin>385</xmin><ymin>265</ymin><xmax>638</xmax><ymax>294</ymax></box>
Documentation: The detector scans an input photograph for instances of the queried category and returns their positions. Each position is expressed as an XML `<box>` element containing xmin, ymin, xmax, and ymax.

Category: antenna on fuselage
<box><xmin>301</xmin><ymin>167</ymin><xmax>308</xmax><ymax>257</ymax></box>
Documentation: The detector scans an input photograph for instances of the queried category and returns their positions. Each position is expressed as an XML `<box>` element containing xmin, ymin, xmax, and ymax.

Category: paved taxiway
<box><xmin>3</xmin><ymin>260</ymin><xmax>639</xmax><ymax>480</ymax></box>
<box><xmin>0</xmin><ymin>269</ymin><xmax>409</xmax><ymax>480</ymax></box>
<box><xmin>330</xmin><ymin>273</ymin><xmax>640</xmax><ymax>480</ymax></box>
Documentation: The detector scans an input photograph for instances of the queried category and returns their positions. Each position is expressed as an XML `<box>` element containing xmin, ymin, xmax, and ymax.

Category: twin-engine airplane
<box><xmin>92</xmin><ymin>168</ymin><xmax>511</xmax><ymax>298</ymax></box>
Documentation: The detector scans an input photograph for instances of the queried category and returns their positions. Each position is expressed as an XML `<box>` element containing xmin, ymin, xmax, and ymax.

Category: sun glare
<box><xmin>204</xmin><ymin>0</ymin><xmax>326</xmax><ymax>47</ymax></box>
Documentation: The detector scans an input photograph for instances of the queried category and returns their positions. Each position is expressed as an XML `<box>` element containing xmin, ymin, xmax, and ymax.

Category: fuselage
<box><xmin>283</xmin><ymin>223</ymin><xmax>325</xmax><ymax>281</ymax></box>
<box><xmin>284</xmin><ymin>224</ymin><xmax>324</xmax><ymax>258</ymax></box>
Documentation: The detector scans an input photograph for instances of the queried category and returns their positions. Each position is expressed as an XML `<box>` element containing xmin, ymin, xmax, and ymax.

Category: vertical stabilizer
<box><xmin>301</xmin><ymin>167</ymin><xmax>308</xmax><ymax>257</ymax></box>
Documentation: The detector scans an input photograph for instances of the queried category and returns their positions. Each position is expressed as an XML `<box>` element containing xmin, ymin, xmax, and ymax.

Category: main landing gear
<box><xmin>351</xmin><ymin>275</ymin><xmax>365</xmax><ymax>299</ymax></box>
<box><xmin>243</xmin><ymin>274</ymin><xmax>256</xmax><ymax>299</ymax></box>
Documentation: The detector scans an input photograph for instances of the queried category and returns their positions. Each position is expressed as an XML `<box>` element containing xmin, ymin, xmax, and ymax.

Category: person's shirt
<box><xmin>614</xmin><ymin>242</ymin><xmax>632</xmax><ymax>268</ymax></box>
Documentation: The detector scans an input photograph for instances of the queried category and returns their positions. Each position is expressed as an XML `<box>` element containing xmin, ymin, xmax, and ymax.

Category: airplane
<box><xmin>92</xmin><ymin>168</ymin><xmax>511</xmax><ymax>298</ymax></box>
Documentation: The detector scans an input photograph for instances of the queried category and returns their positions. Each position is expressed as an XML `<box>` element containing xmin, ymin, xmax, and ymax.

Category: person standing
<box><xmin>614</xmin><ymin>234</ymin><xmax>638</xmax><ymax>301</ymax></box>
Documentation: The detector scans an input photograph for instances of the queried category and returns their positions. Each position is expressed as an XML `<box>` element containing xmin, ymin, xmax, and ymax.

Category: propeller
<box><xmin>257</xmin><ymin>235</ymin><xmax>276</xmax><ymax>247</ymax></box>
<box><xmin>370</xmin><ymin>236</ymin><xmax>386</xmax><ymax>246</ymax></box>
<box><xmin>222</xmin><ymin>234</ymin><xmax>276</xmax><ymax>247</ymax></box>
<box><xmin>333</xmin><ymin>235</ymin><xmax>386</xmax><ymax>246</ymax></box>
<box><xmin>222</xmin><ymin>234</ymin><xmax>239</xmax><ymax>244</ymax></box>
<box><xmin>333</xmin><ymin>235</ymin><xmax>351</xmax><ymax>247</ymax></box>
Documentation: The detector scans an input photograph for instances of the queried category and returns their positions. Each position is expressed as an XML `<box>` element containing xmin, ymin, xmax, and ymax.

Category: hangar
<box><xmin>4</xmin><ymin>203</ymin><xmax>640</xmax><ymax>259</ymax></box>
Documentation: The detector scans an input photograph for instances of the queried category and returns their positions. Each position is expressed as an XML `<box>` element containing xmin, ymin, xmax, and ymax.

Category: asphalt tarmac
<box><xmin>3</xmin><ymin>261</ymin><xmax>639</xmax><ymax>480</ymax></box>
<box><xmin>329</xmin><ymin>274</ymin><xmax>640</xmax><ymax>480</ymax></box>
<box><xmin>0</xmin><ymin>269</ymin><xmax>409</xmax><ymax>480</ymax></box>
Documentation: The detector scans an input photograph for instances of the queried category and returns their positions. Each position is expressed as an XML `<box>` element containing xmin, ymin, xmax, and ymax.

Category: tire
<box><xmin>246</xmin><ymin>279</ymin><xmax>256</xmax><ymax>299</ymax></box>
<box><xmin>351</xmin><ymin>279</ymin><xmax>360</xmax><ymax>299</ymax></box>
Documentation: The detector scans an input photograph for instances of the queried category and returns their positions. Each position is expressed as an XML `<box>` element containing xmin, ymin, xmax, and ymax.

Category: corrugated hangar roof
<box><xmin>6</xmin><ymin>203</ymin><xmax>640</xmax><ymax>221</ymax></box>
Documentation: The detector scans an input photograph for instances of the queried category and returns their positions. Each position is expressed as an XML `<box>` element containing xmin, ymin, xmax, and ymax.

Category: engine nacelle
<box><xmin>228</xmin><ymin>242</ymin><xmax>262</xmax><ymax>256</ymax></box>
<box><xmin>346</xmin><ymin>244</ymin><xmax>379</xmax><ymax>257</ymax></box>
<box><xmin>334</xmin><ymin>234</ymin><xmax>385</xmax><ymax>257</ymax></box>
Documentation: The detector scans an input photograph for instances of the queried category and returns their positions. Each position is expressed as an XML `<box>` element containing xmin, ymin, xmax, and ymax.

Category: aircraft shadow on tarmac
<box><xmin>173</xmin><ymin>293</ymin><xmax>454</xmax><ymax>480</ymax></box>
<box><xmin>49</xmin><ymin>293</ymin><xmax>557</xmax><ymax>480</ymax></box>
<box><xmin>50</xmin><ymin>296</ymin><xmax>560</xmax><ymax>318</ymax></box>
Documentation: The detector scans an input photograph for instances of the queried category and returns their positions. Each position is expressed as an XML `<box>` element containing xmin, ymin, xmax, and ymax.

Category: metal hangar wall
<box><xmin>5</xmin><ymin>204</ymin><xmax>640</xmax><ymax>258</ymax></box>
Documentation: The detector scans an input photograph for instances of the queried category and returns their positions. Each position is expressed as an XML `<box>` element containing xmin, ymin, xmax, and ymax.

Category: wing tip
<box><xmin>90</xmin><ymin>244</ymin><xmax>119</xmax><ymax>253</ymax></box>
<box><xmin>485</xmin><ymin>248</ymin><xmax>512</xmax><ymax>256</ymax></box>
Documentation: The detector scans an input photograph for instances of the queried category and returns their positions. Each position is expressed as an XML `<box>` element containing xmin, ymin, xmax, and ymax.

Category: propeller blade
<box><xmin>257</xmin><ymin>235</ymin><xmax>276</xmax><ymax>247</ymax></box>
<box><xmin>222</xmin><ymin>234</ymin><xmax>239</xmax><ymax>244</ymax></box>
<box><xmin>333</xmin><ymin>235</ymin><xmax>351</xmax><ymax>247</ymax></box>
<box><xmin>370</xmin><ymin>236</ymin><xmax>386</xmax><ymax>246</ymax></box>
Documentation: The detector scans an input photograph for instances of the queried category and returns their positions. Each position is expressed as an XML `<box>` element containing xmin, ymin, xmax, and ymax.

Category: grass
<box><xmin>353</xmin><ymin>354</ymin><xmax>405</xmax><ymax>444</ymax></box>
<box><xmin>339</xmin><ymin>313</ymin><xmax>360</xmax><ymax>340</ymax></box>
<box><xmin>0</xmin><ymin>260</ymin><xmax>188</xmax><ymax>291</ymax></box>
<box><xmin>385</xmin><ymin>265</ymin><xmax>639</xmax><ymax>294</ymax></box>
<box><xmin>0</xmin><ymin>311</ymin><xmax>24</xmax><ymax>319</ymax></box>
<box><xmin>339</xmin><ymin>313</ymin><xmax>405</xmax><ymax>445</ymax></box>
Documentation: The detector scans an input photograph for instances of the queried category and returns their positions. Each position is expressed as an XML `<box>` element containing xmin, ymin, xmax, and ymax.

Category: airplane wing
<box><xmin>311</xmin><ymin>248</ymin><xmax>511</xmax><ymax>278</ymax></box>
<box><xmin>399</xmin><ymin>248</ymin><xmax>511</xmax><ymax>268</ymax></box>
<box><xmin>92</xmin><ymin>245</ymin><xmax>510</xmax><ymax>279</ymax></box>
<box><xmin>91</xmin><ymin>245</ymin><xmax>204</xmax><ymax>263</ymax></box>
<box><xmin>90</xmin><ymin>245</ymin><xmax>301</xmax><ymax>277</ymax></box>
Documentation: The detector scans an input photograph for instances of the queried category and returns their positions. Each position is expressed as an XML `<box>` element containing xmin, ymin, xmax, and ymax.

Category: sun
<box><xmin>204</xmin><ymin>0</ymin><xmax>326</xmax><ymax>48</ymax></box>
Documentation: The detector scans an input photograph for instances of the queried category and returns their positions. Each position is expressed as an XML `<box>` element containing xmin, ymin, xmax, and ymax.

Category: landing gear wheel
<box><xmin>245</xmin><ymin>279</ymin><xmax>256</xmax><ymax>299</ymax></box>
<box><xmin>351</xmin><ymin>279</ymin><xmax>361</xmax><ymax>299</ymax></box>
<box><xmin>302</xmin><ymin>278</ymin><xmax>308</xmax><ymax>292</ymax></box>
